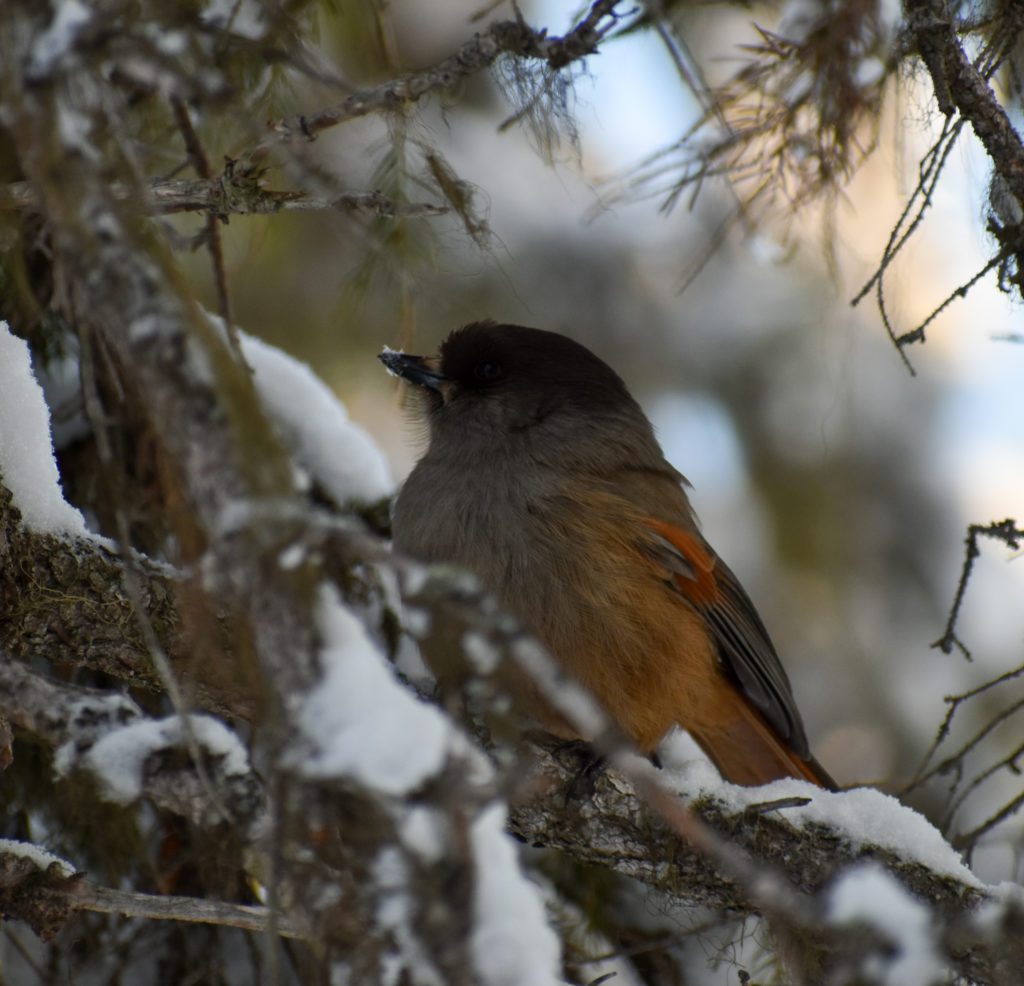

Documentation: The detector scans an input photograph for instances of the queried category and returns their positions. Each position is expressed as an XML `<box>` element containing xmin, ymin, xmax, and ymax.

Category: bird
<box><xmin>380</xmin><ymin>321</ymin><xmax>835</xmax><ymax>789</ymax></box>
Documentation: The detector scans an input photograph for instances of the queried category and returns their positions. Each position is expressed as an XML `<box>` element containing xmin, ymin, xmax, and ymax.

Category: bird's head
<box><xmin>379</xmin><ymin>321</ymin><xmax>645</xmax><ymax>454</ymax></box>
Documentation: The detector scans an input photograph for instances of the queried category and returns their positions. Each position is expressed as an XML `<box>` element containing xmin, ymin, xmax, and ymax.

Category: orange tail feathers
<box><xmin>687</xmin><ymin>687</ymin><xmax>837</xmax><ymax>790</ymax></box>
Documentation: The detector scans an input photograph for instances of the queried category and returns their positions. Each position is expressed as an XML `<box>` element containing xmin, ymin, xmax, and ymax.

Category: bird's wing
<box><xmin>641</xmin><ymin>518</ymin><xmax>811</xmax><ymax>757</ymax></box>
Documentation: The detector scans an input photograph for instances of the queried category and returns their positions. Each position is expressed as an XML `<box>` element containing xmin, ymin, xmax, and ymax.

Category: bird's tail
<box><xmin>687</xmin><ymin>688</ymin><xmax>837</xmax><ymax>790</ymax></box>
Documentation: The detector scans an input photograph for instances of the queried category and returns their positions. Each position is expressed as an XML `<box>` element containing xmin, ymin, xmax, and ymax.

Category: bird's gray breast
<box><xmin>392</xmin><ymin>453</ymin><xmax>559</xmax><ymax>615</ymax></box>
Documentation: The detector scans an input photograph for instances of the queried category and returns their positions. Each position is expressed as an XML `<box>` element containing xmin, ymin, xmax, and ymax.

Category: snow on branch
<box><xmin>508</xmin><ymin>734</ymin><xmax>1021</xmax><ymax>985</ymax></box>
<box><xmin>289</xmin><ymin>584</ymin><xmax>451</xmax><ymax>792</ymax></box>
<box><xmin>237</xmin><ymin>330</ymin><xmax>392</xmax><ymax>510</ymax></box>
<box><xmin>0</xmin><ymin>661</ymin><xmax>263</xmax><ymax>831</ymax></box>
<box><xmin>829</xmin><ymin>863</ymin><xmax>946</xmax><ymax>985</ymax></box>
<box><xmin>0</xmin><ymin>839</ymin><xmax>80</xmax><ymax>941</ymax></box>
<box><xmin>0</xmin><ymin>658</ymin><xmax>143</xmax><ymax>749</ymax></box>
<box><xmin>67</xmin><ymin>715</ymin><xmax>258</xmax><ymax>825</ymax></box>
<box><xmin>0</xmin><ymin>323</ymin><xmax>91</xmax><ymax>540</ymax></box>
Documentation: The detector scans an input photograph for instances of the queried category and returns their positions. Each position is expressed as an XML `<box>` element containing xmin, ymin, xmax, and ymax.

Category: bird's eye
<box><xmin>473</xmin><ymin>361</ymin><xmax>503</xmax><ymax>383</ymax></box>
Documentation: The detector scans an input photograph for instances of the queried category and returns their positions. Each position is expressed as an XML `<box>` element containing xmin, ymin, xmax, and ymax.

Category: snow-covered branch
<box><xmin>0</xmin><ymin>661</ymin><xmax>264</xmax><ymax>832</ymax></box>
<box><xmin>509</xmin><ymin>737</ymin><xmax>1020</xmax><ymax>983</ymax></box>
<box><xmin>377</xmin><ymin>555</ymin><xmax>1017</xmax><ymax>984</ymax></box>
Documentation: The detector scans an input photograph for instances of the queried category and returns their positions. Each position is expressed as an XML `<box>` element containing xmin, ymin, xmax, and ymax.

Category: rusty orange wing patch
<box><xmin>642</xmin><ymin>518</ymin><xmax>719</xmax><ymax>606</ymax></box>
<box><xmin>639</xmin><ymin>517</ymin><xmax>811</xmax><ymax>758</ymax></box>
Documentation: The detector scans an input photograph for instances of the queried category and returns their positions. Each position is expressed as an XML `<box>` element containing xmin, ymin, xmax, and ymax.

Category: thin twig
<box><xmin>914</xmin><ymin>696</ymin><xmax>1024</xmax><ymax>792</ymax></box>
<box><xmin>954</xmin><ymin>789</ymin><xmax>1024</xmax><ymax>854</ymax></box>
<box><xmin>907</xmin><ymin>662</ymin><xmax>1024</xmax><ymax>792</ymax></box>
<box><xmin>851</xmin><ymin>116</ymin><xmax>964</xmax><ymax>374</ymax></box>
<box><xmin>893</xmin><ymin>250</ymin><xmax>1006</xmax><ymax>349</ymax></box>
<box><xmin>170</xmin><ymin>97</ymin><xmax>244</xmax><ymax>369</ymax></box>
<box><xmin>76</xmin><ymin>884</ymin><xmax>307</xmax><ymax>940</ymax></box>
<box><xmin>945</xmin><ymin>739</ymin><xmax>1024</xmax><ymax>831</ymax></box>
<box><xmin>260</xmin><ymin>0</ymin><xmax>624</xmax><ymax>145</ymax></box>
<box><xmin>5</xmin><ymin>177</ymin><xmax>449</xmax><ymax>220</ymax></box>
<box><xmin>850</xmin><ymin>116</ymin><xmax>961</xmax><ymax>304</ymax></box>
<box><xmin>932</xmin><ymin>520</ymin><xmax>1023</xmax><ymax>658</ymax></box>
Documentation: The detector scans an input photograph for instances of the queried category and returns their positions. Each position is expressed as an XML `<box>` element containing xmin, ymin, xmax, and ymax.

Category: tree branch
<box><xmin>264</xmin><ymin>0</ymin><xmax>624</xmax><ymax>143</ymax></box>
<box><xmin>0</xmin><ymin>657</ymin><xmax>143</xmax><ymax>746</ymax></box>
<box><xmin>511</xmin><ymin>739</ymin><xmax>1019</xmax><ymax>986</ymax></box>
<box><xmin>78</xmin><ymin>883</ymin><xmax>306</xmax><ymax>939</ymax></box>
<box><xmin>932</xmin><ymin>518</ymin><xmax>1023</xmax><ymax>658</ymax></box>
<box><xmin>0</xmin><ymin>485</ymin><xmax>253</xmax><ymax>718</ymax></box>
<box><xmin>0</xmin><ymin>660</ymin><xmax>265</xmax><ymax>832</ymax></box>
<box><xmin>4</xmin><ymin>176</ymin><xmax>448</xmax><ymax>220</ymax></box>
<box><xmin>0</xmin><ymin>843</ymin><xmax>306</xmax><ymax>942</ymax></box>
<box><xmin>383</xmin><ymin>556</ymin><xmax>1014</xmax><ymax>984</ymax></box>
<box><xmin>907</xmin><ymin>0</ymin><xmax>1024</xmax><ymax>208</ymax></box>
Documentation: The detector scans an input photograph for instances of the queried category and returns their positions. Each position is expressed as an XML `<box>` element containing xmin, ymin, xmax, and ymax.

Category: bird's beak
<box><xmin>378</xmin><ymin>349</ymin><xmax>447</xmax><ymax>392</ymax></box>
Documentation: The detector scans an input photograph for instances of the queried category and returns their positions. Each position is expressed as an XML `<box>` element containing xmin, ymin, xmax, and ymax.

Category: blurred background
<box><xmin>177</xmin><ymin>0</ymin><xmax>1024</xmax><ymax>887</ymax></box>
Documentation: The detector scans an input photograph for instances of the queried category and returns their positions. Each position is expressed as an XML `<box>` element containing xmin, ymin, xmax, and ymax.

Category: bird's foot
<box><xmin>552</xmin><ymin>739</ymin><xmax>664</xmax><ymax>802</ymax></box>
<box><xmin>552</xmin><ymin>740</ymin><xmax>607</xmax><ymax>803</ymax></box>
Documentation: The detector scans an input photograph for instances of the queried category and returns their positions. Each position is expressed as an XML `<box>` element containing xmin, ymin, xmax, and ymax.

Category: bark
<box><xmin>0</xmin><ymin>485</ymin><xmax>252</xmax><ymax>717</ymax></box>
<box><xmin>906</xmin><ymin>0</ymin><xmax>1024</xmax><ymax>207</ymax></box>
